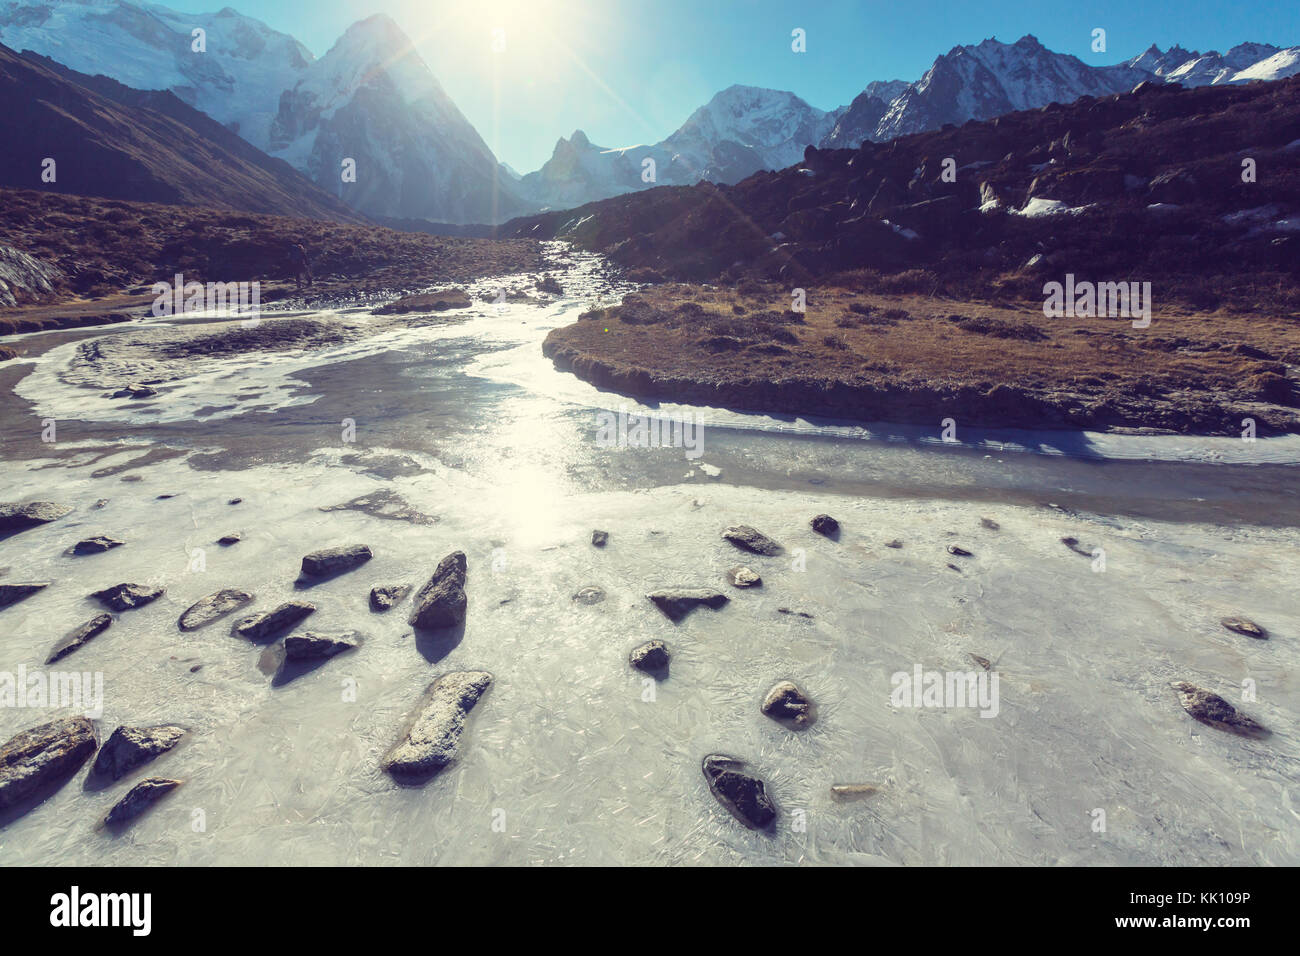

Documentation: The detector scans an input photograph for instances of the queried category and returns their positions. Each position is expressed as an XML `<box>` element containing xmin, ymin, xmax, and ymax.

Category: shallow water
<box><xmin>1</xmin><ymin>244</ymin><xmax>1296</xmax><ymax>865</ymax></box>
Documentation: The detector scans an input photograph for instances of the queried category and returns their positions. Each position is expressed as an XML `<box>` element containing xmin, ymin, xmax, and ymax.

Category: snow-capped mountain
<box><xmin>266</xmin><ymin>14</ymin><xmax>522</xmax><ymax>223</ymax></box>
<box><xmin>518</xmin><ymin>85</ymin><xmax>838</xmax><ymax>210</ymax></box>
<box><xmin>0</xmin><ymin>1</ymin><xmax>522</xmax><ymax>223</ymax></box>
<box><xmin>0</xmin><ymin>0</ymin><xmax>311</xmax><ymax>150</ymax></box>
<box><xmin>822</xmin><ymin>36</ymin><xmax>1300</xmax><ymax>148</ymax></box>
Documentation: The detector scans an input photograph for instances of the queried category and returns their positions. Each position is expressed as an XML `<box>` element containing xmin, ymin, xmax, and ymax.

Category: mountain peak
<box><xmin>569</xmin><ymin>129</ymin><xmax>590</xmax><ymax>147</ymax></box>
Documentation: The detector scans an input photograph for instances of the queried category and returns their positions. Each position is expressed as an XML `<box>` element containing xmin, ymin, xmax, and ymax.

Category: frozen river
<box><xmin>1</xmin><ymin>245</ymin><xmax>1296</xmax><ymax>865</ymax></box>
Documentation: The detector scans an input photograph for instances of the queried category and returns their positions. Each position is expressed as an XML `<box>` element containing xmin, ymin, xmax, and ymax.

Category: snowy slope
<box><xmin>266</xmin><ymin>14</ymin><xmax>522</xmax><ymax>223</ymax></box>
<box><xmin>519</xmin><ymin>85</ymin><xmax>836</xmax><ymax>210</ymax></box>
<box><xmin>0</xmin><ymin>0</ymin><xmax>311</xmax><ymax>149</ymax></box>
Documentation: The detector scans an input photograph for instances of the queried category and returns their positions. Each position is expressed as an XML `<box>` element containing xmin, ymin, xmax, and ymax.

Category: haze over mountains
<box><xmin>1</xmin><ymin>0</ymin><xmax>1297</xmax><ymax>223</ymax></box>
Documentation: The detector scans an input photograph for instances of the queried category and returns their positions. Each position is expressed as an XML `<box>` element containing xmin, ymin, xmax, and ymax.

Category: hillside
<box><xmin>0</xmin><ymin>42</ymin><xmax>363</xmax><ymax>222</ymax></box>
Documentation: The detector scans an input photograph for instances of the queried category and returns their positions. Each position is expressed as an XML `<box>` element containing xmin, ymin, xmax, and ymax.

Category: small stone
<box><xmin>726</xmin><ymin>566</ymin><xmax>762</xmax><ymax>588</ymax></box>
<box><xmin>216</xmin><ymin>533</ymin><xmax>241</xmax><ymax>546</ymax></box>
<box><xmin>777</xmin><ymin>607</ymin><xmax>814</xmax><ymax>620</ymax></box>
<box><xmin>947</xmin><ymin>545</ymin><xmax>973</xmax><ymax>557</ymax></box>
<box><xmin>112</xmin><ymin>383</ymin><xmax>158</xmax><ymax>399</ymax></box>
<box><xmin>761</xmin><ymin>680</ymin><xmax>816</xmax><ymax>729</ymax></box>
<box><xmin>46</xmin><ymin>614</ymin><xmax>112</xmax><ymax>664</ymax></box>
<box><xmin>723</xmin><ymin>525</ymin><xmax>783</xmax><ymax>555</ymax></box>
<box><xmin>91</xmin><ymin>725</ymin><xmax>186</xmax><ymax>781</ymax></box>
<box><xmin>1221</xmin><ymin>617</ymin><xmax>1267</xmax><ymax>640</ymax></box>
<box><xmin>369</xmin><ymin>584</ymin><xmax>411</xmax><ymax>612</ymax></box>
<box><xmin>702</xmin><ymin>754</ymin><xmax>777</xmax><ymax>830</ymax></box>
<box><xmin>104</xmin><ymin>778</ymin><xmax>182</xmax><ymax>827</ymax></box>
<box><xmin>970</xmin><ymin>654</ymin><xmax>992</xmax><ymax>671</ymax></box>
<box><xmin>647</xmin><ymin>588</ymin><xmax>728</xmax><ymax>622</ymax></box>
<box><xmin>981</xmin><ymin>517</ymin><xmax>1000</xmax><ymax>530</ymax></box>
<box><xmin>830</xmin><ymin>783</ymin><xmax>880</xmax><ymax>803</ymax></box>
<box><xmin>630</xmin><ymin>640</ymin><xmax>670</xmax><ymax>674</ymax></box>
<box><xmin>810</xmin><ymin>514</ymin><xmax>840</xmax><ymax>537</ymax></box>
<box><xmin>382</xmin><ymin>671</ymin><xmax>493</xmax><ymax>783</ymax></box>
<box><xmin>0</xmin><ymin>501</ymin><xmax>73</xmax><ymax>532</ymax></box>
<box><xmin>885</xmin><ymin>539</ymin><xmax>903</xmax><ymax>549</ymax></box>
<box><xmin>300</xmin><ymin>544</ymin><xmax>372</xmax><ymax>578</ymax></box>
<box><xmin>1060</xmin><ymin>536</ymin><xmax>1091</xmax><ymax>556</ymax></box>
<box><xmin>1171</xmin><ymin>681</ymin><xmax>1269</xmax><ymax>738</ymax></box>
<box><xmin>0</xmin><ymin>582</ymin><xmax>50</xmax><ymax>610</ymax></box>
<box><xmin>93</xmin><ymin>499</ymin><xmax>109</xmax><ymax>509</ymax></box>
<box><xmin>228</xmin><ymin>498</ymin><xmax>242</xmax><ymax>505</ymax></box>
<box><xmin>71</xmin><ymin>536</ymin><xmax>124</xmax><ymax>555</ymax></box>
<box><xmin>591</xmin><ymin>530</ymin><xmax>608</xmax><ymax>547</ymax></box>
<box><xmin>572</xmin><ymin>586</ymin><xmax>606</xmax><ymax>605</ymax></box>
<box><xmin>90</xmin><ymin>583</ymin><xmax>164</xmax><ymax>612</ymax></box>
<box><xmin>233</xmin><ymin>601</ymin><xmax>315</xmax><ymax>641</ymax></box>
<box><xmin>408</xmin><ymin>551</ymin><xmax>468</xmax><ymax>630</ymax></box>
<box><xmin>284</xmin><ymin>632</ymin><xmax>360</xmax><ymax>661</ymax></box>
<box><xmin>178</xmin><ymin>588</ymin><xmax>254</xmax><ymax>631</ymax></box>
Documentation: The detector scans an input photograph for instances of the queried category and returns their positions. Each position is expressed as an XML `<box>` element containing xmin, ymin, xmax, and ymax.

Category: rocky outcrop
<box><xmin>0</xmin><ymin>582</ymin><xmax>49</xmax><ymax>610</ymax></box>
<box><xmin>0</xmin><ymin>717</ymin><xmax>98</xmax><ymax>812</ymax></box>
<box><xmin>647</xmin><ymin>589</ymin><xmax>729</xmax><ymax>622</ymax></box>
<box><xmin>284</xmin><ymin>632</ymin><xmax>360</xmax><ymax>661</ymax></box>
<box><xmin>46</xmin><ymin>614</ymin><xmax>112</xmax><ymax>664</ymax></box>
<box><xmin>0</xmin><ymin>501</ymin><xmax>72</xmax><ymax>533</ymax></box>
<box><xmin>90</xmin><ymin>583</ymin><xmax>164</xmax><ymax>612</ymax></box>
<box><xmin>1171</xmin><ymin>681</ymin><xmax>1269</xmax><ymax>738</ymax></box>
<box><xmin>722</xmin><ymin>525</ymin><xmax>783</xmax><ymax>556</ymax></box>
<box><xmin>382</xmin><ymin>671</ymin><xmax>493</xmax><ymax>783</ymax></box>
<box><xmin>369</xmin><ymin>584</ymin><xmax>410</xmax><ymax>612</ymax></box>
<box><xmin>702</xmin><ymin>754</ymin><xmax>777</xmax><ymax>830</ymax></box>
<box><xmin>761</xmin><ymin>680</ymin><xmax>817</xmax><ymax>729</ymax></box>
<box><xmin>103</xmin><ymin>777</ymin><xmax>182</xmax><ymax>828</ymax></box>
<box><xmin>300</xmin><ymin>544</ymin><xmax>373</xmax><ymax>578</ymax></box>
<box><xmin>178</xmin><ymin>589</ymin><xmax>254</xmax><ymax>631</ymax></box>
<box><xmin>630</xmin><ymin>640</ymin><xmax>670</xmax><ymax>675</ymax></box>
<box><xmin>408</xmin><ymin>552</ymin><xmax>468</xmax><ymax>630</ymax></box>
<box><xmin>90</xmin><ymin>725</ymin><xmax>186</xmax><ymax>781</ymax></box>
<box><xmin>233</xmin><ymin>601</ymin><xmax>315</xmax><ymax>641</ymax></box>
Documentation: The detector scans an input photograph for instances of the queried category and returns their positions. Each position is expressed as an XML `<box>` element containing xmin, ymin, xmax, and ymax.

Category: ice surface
<box><xmin>1</xmin><ymin>244</ymin><xmax>1297</xmax><ymax>865</ymax></box>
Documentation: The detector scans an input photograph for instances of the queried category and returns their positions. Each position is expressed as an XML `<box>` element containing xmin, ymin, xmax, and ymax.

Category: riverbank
<box><xmin>543</xmin><ymin>282</ymin><xmax>1300</xmax><ymax>436</ymax></box>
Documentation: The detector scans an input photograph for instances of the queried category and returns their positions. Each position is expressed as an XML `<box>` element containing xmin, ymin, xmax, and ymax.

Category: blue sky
<box><xmin>176</xmin><ymin>0</ymin><xmax>1299</xmax><ymax>171</ymax></box>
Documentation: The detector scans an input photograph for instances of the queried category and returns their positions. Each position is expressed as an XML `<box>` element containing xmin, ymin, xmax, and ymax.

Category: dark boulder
<box><xmin>71</xmin><ymin>536</ymin><xmax>124</xmax><ymax>555</ymax></box>
<box><xmin>46</xmin><ymin>614</ymin><xmax>112</xmax><ymax>664</ymax></box>
<box><xmin>726</xmin><ymin>566</ymin><xmax>762</xmax><ymax>588</ymax></box>
<box><xmin>761</xmin><ymin>680</ymin><xmax>817</xmax><ymax>729</ymax></box>
<box><xmin>233</xmin><ymin>601</ymin><xmax>315</xmax><ymax>641</ymax></box>
<box><xmin>0</xmin><ymin>717</ymin><xmax>97</xmax><ymax>812</ymax></box>
<box><xmin>91</xmin><ymin>725</ymin><xmax>186</xmax><ymax>781</ymax></box>
<box><xmin>702</xmin><ymin>754</ymin><xmax>777</xmax><ymax>830</ymax></box>
<box><xmin>284</xmin><ymin>632</ymin><xmax>360</xmax><ymax>661</ymax></box>
<box><xmin>408</xmin><ymin>551</ymin><xmax>468</xmax><ymax>630</ymax></box>
<box><xmin>103</xmin><ymin>777</ymin><xmax>182</xmax><ymax>828</ymax></box>
<box><xmin>178</xmin><ymin>589</ymin><xmax>253</xmax><ymax>631</ymax></box>
<box><xmin>90</xmin><ymin>583</ymin><xmax>164</xmax><ymax>612</ymax></box>
<box><xmin>810</xmin><ymin>514</ymin><xmax>840</xmax><ymax>538</ymax></box>
<box><xmin>723</xmin><ymin>525</ymin><xmax>783</xmax><ymax>555</ymax></box>
<box><xmin>1220</xmin><ymin>617</ymin><xmax>1267</xmax><ymax>640</ymax></box>
<box><xmin>369</xmin><ymin>584</ymin><xmax>410</xmax><ymax>612</ymax></box>
<box><xmin>647</xmin><ymin>588</ymin><xmax>729</xmax><ymax>622</ymax></box>
<box><xmin>0</xmin><ymin>501</ymin><xmax>72</xmax><ymax>533</ymax></box>
<box><xmin>300</xmin><ymin>544</ymin><xmax>373</xmax><ymax>578</ymax></box>
<box><xmin>382</xmin><ymin>671</ymin><xmax>493</xmax><ymax>783</ymax></box>
<box><xmin>0</xmin><ymin>582</ymin><xmax>49</xmax><ymax>610</ymax></box>
<box><xmin>630</xmin><ymin>640</ymin><xmax>670</xmax><ymax>675</ymax></box>
<box><xmin>1171</xmin><ymin>681</ymin><xmax>1269</xmax><ymax>738</ymax></box>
